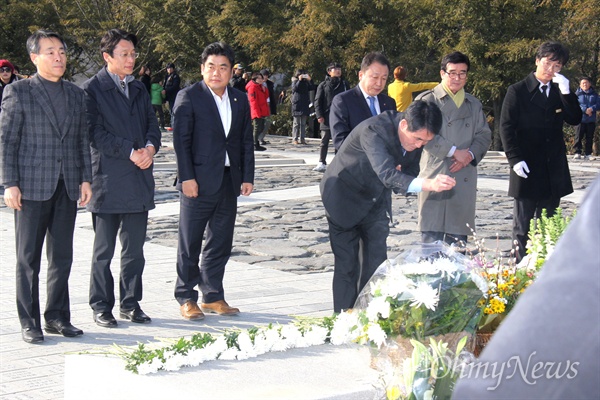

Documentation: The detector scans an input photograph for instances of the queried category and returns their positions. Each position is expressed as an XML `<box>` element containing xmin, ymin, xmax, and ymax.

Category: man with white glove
<box><xmin>500</xmin><ymin>41</ymin><xmax>582</xmax><ymax>259</ymax></box>
<box><xmin>552</xmin><ymin>73</ymin><xmax>570</xmax><ymax>94</ymax></box>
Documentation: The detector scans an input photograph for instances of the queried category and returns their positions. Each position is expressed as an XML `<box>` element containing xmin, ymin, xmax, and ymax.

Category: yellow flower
<box><xmin>490</xmin><ymin>298</ymin><xmax>506</xmax><ymax>314</ymax></box>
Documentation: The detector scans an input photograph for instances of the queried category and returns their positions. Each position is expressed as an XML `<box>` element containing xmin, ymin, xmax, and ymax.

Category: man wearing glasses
<box><xmin>500</xmin><ymin>41</ymin><xmax>582</xmax><ymax>260</ymax></box>
<box><xmin>82</xmin><ymin>29</ymin><xmax>161</xmax><ymax>328</ymax></box>
<box><xmin>415</xmin><ymin>51</ymin><xmax>491</xmax><ymax>247</ymax></box>
<box><xmin>1</xmin><ymin>30</ymin><xmax>92</xmax><ymax>343</ymax></box>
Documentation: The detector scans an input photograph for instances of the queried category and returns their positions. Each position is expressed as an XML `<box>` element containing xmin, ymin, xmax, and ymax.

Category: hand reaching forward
<box><xmin>422</xmin><ymin>174</ymin><xmax>456</xmax><ymax>192</ymax></box>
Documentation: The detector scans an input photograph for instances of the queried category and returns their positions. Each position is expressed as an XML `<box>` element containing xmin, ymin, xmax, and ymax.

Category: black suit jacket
<box><xmin>320</xmin><ymin>111</ymin><xmax>421</xmax><ymax>229</ymax></box>
<box><xmin>329</xmin><ymin>85</ymin><xmax>396</xmax><ymax>151</ymax></box>
<box><xmin>173</xmin><ymin>81</ymin><xmax>254</xmax><ymax>196</ymax></box>
<box><xmin>500</xmin><ymin>72</ymin><xmax>582</xmax><ymax>199</ymax></box>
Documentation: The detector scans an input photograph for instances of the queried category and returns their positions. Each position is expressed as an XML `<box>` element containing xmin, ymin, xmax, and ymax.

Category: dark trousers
<box><xmin>512</xmin><ymin>197</ymin><xmax>560</xmax><ymax>260</ymax></box>
<box><xmin>252</xmin><ymin>118</ymin><xmax>265</xmax><ymax>145</ymax></box>
<box><xmin>574</xmin><ymin>122</ymin><xmax>596</xmax><ymax>155</ymax></box>
<box><xmin>153</xmin><ymin>104</ymin><xmax>165</xmax><ymax>129</ymax></box>
<box><xmin>89</xmin><ymin>211</ymin><xmax>148</xmax><ymax>312</ymax></box>
<box><xmin>175</xmin><ymin>170</ymin><xmax>237</xmax><ymax>305</ymax></box>
<box><xmin>15</xmin><ymin>180</ymin><xmax>77</xmax><ymax>328</ymax></box>
<box><xmin>319</xmin><ymin>130</ymin><xmax>331</xmax><ymax>164</ymax></box>
<box><xmin>328</xmin><ymin>201</ymin><xmax>389</xmax><ymax>313</ymax></box>
<box><xmin>421</xmin><ymin>231</ymin><xmax>468</xmax><ymax>246</ymax></box>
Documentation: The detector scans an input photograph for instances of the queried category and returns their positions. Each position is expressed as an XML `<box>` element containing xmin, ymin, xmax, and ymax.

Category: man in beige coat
<box><xmin>415</xmin><ymin>52</ymin><xmax>491</xmax><ymax>245</ymax></box>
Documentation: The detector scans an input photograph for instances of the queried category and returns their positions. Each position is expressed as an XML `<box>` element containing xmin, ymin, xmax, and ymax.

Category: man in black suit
<box><xmin>500</xmin><ymin>41</ymin><xmax>582</xmax><ymax>259</ymax></box>
<box><xmin>1</xmin><ymin>30</ymin><xmax>92</xmax><ymax>343</ymax></box>
<box><xmin>320</xmin><ymin>101</ymin><xmax>457</xmax><ymax>312</ymax></box>
<box><xmin>330</xmin><ymin>52</ymin><xmax>397</xmax><ymax>151</ymax></box>
<box><xmin>173</xmin><ymin>42</ymin><xmax>255</xmax><ymax>320</ymax></box>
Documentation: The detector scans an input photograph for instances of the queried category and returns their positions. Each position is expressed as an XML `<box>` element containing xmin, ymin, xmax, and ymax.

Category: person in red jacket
<box><xmin>246</xmin><ymin>71</ymin><xmax>270</xmax><ymax>151</ymax></box>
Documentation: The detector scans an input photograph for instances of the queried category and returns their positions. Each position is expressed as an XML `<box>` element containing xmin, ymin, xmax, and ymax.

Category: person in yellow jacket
<box><xmin>387</xmin><ymin>66</ymin><xmax>438</xmax><ymax>112</ymax></box>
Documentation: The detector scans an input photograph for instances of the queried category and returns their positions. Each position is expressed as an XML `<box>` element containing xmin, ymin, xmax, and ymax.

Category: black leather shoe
<box><xmin>22</xmin><ymin>327</ymin><xmax>44</xmax><ymax>344</ymax></box>
<box><xmin>120</xmin><ymin>308</ymin><xmax>151</xmax><ymax>324</ymax></box>
<box><xmin>44</xmin><ymin>320</ymin><xmax>83</xmax><ymax>337</ymax></box>
<box><xmin>93</xmin><ymin>312</ymin><xmax>118</xmax><ymax>328</ymax></box>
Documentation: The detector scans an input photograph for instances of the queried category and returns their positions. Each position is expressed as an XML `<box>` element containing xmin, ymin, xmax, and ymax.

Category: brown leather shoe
<box><xmin>201</xmin><ymin>300</ymin><xmax>240</xmax><ymax>316</ymax></box>
<box><xmin>180</xmin><ymin>301</ymin><xmax>205</xmax><ymax>320</ymax></box>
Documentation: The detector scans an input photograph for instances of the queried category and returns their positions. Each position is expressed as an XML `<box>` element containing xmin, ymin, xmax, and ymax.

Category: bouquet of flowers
<box><xmin>331</xmin><ymin>243</ymin><xmax>487</xmax><ymax>400</ymax></box>
<box><xmin>471</xmin><ymin>208</ymin><xmax>574</xmax><ymax>334</ymax></box>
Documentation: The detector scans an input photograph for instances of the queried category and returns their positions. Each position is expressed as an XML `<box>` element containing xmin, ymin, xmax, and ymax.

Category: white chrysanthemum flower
<box><xmin>432</xmin><ymin>258</ymin><xmax>460</xmax><ymax>279</ymax></box>
<box><xmin>470</xmin><ymin>271</ymin><xmax>489</xmax><ymax>294</ymax></box>
<box><xmin>218</xmin><ymin>347</ymin><xmax>240</xmax><ymax>360</ymax></box>
<box><xmin>408</xmin><ymin>282</ymin><xmax>439</xmax><ymax>311</ymax></box>
<box><xmin>236</xmin><ymin>331</ymin><xmax>257</xmax><ymax>357</ymax></box>
<box><xmin>366</xmin><ymin>322</ymin><xmax>387</xmax><ymax>348</ymax></box>
<box><xmin>186</xmin><ymin>347</ymin><xmax>212</xmax><ymax>365</ymax></box>
<box><xmin>203</xmin><ymin>336</ymin><xmax>228</xmax><ymax>359</ymax></box>
<box><xmin>366</xmin><ymin>295</ymin><xmax>391</xmax><ymax>321</ymax></box>
<box><xmin>402</xmin><ymin>261</ymin><xmax>447</xmax><ymax>276</ymax></box>
<box><xmin>163</xmin><ymin>353</ymin><xmax>187</xmax><ymax>371</ymax></box>
<box><xmin>252</xmin><ymin>331</ymin><xmax>270</xmax><ymax>355</ymax></box>
<box><xmin>137</xmin><ymin>357</ymin><xmax>163</xmax><ymax>375</ymax></box>
<box><xmin>280</xmin><ymin>324</ymin><xmax>303</xmax><ymax>348</ymax></box>
<box><xmin>330</xmin><ymin>311</ymin><xmax>360</xmax><ymax>345</ymax></box>
<box><xmin>299</xmin><ymin>325</ymin><xmax>329</xmax><ymax>347</ymax></box>
<box><xmin>377</xmin><ymin>272</ymin><xmax>413</xmax><ymax>299</ymax></box>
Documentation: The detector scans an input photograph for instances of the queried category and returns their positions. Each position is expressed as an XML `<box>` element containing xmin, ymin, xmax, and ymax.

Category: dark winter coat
<box><xmin>314</xmin><ymin>76</ymin><xmax>350</xmax><ymax>131</ymax></box>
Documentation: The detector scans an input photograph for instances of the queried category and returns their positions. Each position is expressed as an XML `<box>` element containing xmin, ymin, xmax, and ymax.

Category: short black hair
<box><xmin>536</xmin><ymin>41</ymin><xmax>570</xmax><ymax>65</ymax></box>
<box><xmin>260</xmin><ymin>68</ymin><xmax>270</xmax><ymax>77</ymax></box>
<box><xmin>404</xmin><ymin>100</ymin><xmax>442</xmax><ymax>136</ymax></box>
<box><xmin>327</xmin><ymin>62</ymin><xmax>342</xmax><ymax>71</ymax></box>
<box><xmin>26</xmin><ymin>30</ymin><xmax>67</xmax><ymax>55</ymax></box>
<box><xmin>251</xmin><ymin>71</ymin><xmax>263</xmax><ymax>81</ymax></box>
<box><xmin>441</xmin><ymin>52</ymin><xmax>470</xmax><ymax>72</ymax></box>
<box><xmin>200</xmin><ymin>42</ymin><xmax>235</xmax><ymax>68</ymax></box>
<box><xmin>100</xmin><ymin>29</ymin><xmax>137</xmax><ymax>57</ymax></box>
<box><xmin>360</xmin><ymin>52</ymin><xmax>390</xmax><ymax>73</ymax></box>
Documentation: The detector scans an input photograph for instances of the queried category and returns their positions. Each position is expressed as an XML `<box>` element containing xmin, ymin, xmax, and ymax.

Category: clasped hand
<box><xmin>130</xmin><ymin>147</ymin><xmax>155</xmax><ymax>170</ymax></box>
<box><xmin>450</xmin><ymin>149</ymin><xmax>473</xmax><ymax>173</ymax></box>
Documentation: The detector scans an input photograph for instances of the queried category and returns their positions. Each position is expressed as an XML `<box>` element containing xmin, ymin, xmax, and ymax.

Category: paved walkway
<box><xmin>0</xmin><ymin>134</ymin><xmax>598</xmax><ymax>399</ymax></box>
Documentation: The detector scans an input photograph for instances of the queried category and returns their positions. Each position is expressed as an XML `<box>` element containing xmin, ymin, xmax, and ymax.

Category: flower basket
<box><xmin>331</xmin><ymin>243</ymin><xmax>487</xmax><ymax>400</ymax></box>
<box><xmin>468</xmin><ymin>332</ymin><xmax>493</xmax><ymax>357</ymax></box>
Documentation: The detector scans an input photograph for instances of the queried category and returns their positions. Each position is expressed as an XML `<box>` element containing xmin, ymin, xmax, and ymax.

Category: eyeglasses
<box><xmin>115</xmin><ymin>52</ymin><xmax>139</xmax><ymax>59</ymax></box>
<box><xmin>539</xmin><ymin>59</ymin><xmax>562</xmax><ymax>72</ymax></box>
<box><xmin>0</xmin><ymin>67</ymin><xmax>12</xmax><ymax>73</ymax></box>
<box><xmin>444</xmin><ymin>71</ymin><xmax>467</xmax><ymax>79</ymax></box>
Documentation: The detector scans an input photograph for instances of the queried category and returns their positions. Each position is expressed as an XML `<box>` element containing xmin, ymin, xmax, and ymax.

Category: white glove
<box><xmin>513</xmin><ymin>161</ymin><xmax>530</xmax><ymax>179</ymax></box>
<box><xmin>552</xmin><ymin>73</ymin><xmax>570</xmax><ymax>94</ymax></box>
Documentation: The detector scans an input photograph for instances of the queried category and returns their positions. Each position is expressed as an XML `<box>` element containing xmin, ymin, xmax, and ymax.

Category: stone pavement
<box><xmin>0</xmin><ymin>133</ymin><xmax>598</xmax><ymax>399</ymax></box>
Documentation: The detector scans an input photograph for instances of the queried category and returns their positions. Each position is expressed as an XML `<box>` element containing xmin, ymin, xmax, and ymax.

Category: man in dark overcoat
<box><xmin>500</xmin><ymin>41</ymin><xmax>582</xmax><ymax>259</ymax></box>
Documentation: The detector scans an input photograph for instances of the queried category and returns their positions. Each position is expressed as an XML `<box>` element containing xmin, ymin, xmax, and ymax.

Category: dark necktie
<box><xmin>541</xmin><ymin>84</ymin><xmax>548</xmax><ymax>97</ymax></box>
<box><xmin>120</xmin><ymin>80</ymin><xmax>126</xmax><ymax>90</ymax></box>
<box><xmin>368</xmin><ymin>96</ymin><xmax>377</xmax><ymax>116</ymax></box>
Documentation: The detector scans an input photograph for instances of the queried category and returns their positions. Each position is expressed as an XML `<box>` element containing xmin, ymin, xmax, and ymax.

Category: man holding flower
<box><xmin>320</xmin><ymin>100</ymin><xmax>457</xmax><ymax>313</ymax></box>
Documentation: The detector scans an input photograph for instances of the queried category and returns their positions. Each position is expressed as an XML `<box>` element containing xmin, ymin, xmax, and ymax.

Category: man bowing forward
<box><xmin>173</xmin><ymin>42</ymin><xmax>255</xmax><ymax>320</ymax></box>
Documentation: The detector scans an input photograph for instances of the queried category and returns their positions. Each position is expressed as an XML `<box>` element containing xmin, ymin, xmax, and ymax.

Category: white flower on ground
<box><xmin>164</xmin><ymin>352</ymin><xmax>187</xmax><ymax>371</ymax></box>
<box><xmin>280</xmin><ymin>324</ymin><xmax>303</xmax><ymax>348</ymax></box>
<box><xmin>366</xmin><ymin>322</ymin><xmax>387</xmax><ymax>348</ymax></box>
<box><xmin>137</xmin><ymin>357</ymin><xmax>163</xmax><ymax>375</ymax></box>
<box><xmin>236</xmin><ymin>331</ymin><xmax>257</xmax><ymax>358</ymax></box>
<box><xmin>219</xmin><ymin>347</ymin><xmax>240</xmax><ymax>360</ymax></box>
<box><xmin>330</xmin><ymin>311</ymin><xmax>360</xmax><ymax>345</ymax></box>
<box><xmin>366</xmin><ymin>295</ymin><xmax>391</xmax><ymax>320</ymax></box>
<box><xmin>299</xmin><ymin>325</ymin><xmax>329</xmax><ymax>347</ymax></box>
<box><xmin>408</xmin><ymin>282</ymin><xmax>440</xmax><ymax>311</ymax></box>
